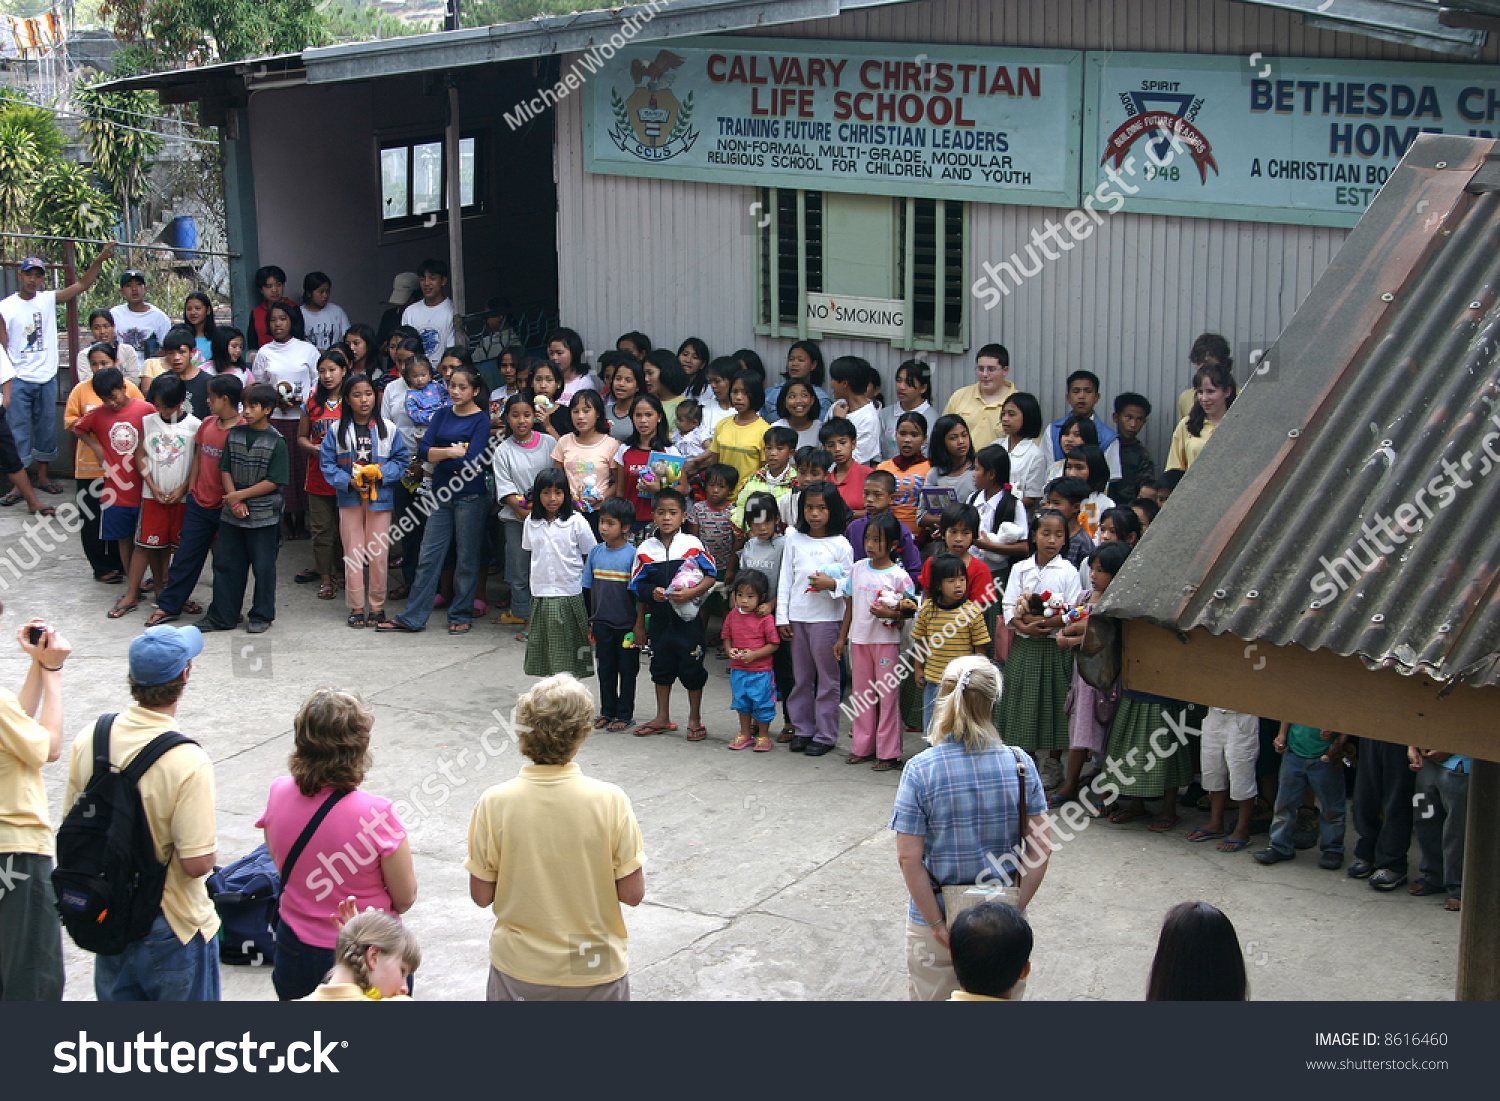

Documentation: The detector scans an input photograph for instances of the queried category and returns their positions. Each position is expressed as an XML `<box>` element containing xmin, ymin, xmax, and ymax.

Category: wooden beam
<box><xmin>1121</xmin><ymin>621</ymin><xmax>1500</xmax><ymax>761</ymax></box>
<box><xmin>1457</xmin><ymin>758</ymin><xmax>1500</xmax><ymax>1000</ymax></box>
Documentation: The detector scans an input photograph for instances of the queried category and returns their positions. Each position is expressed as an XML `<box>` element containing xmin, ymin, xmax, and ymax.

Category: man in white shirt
<box><xmin>0</xmin><ymin>248</ymin><xmax>113</xmax><ymax>502</ymax></box>
<box><xmin>109</xmin><ymin>269</ymin><xmax>172</xmax><ymax>359</ymax></box>
<box><xmin>401</xmin><ymin>259</ymin><xmax>458</xmax><ymax>357</ymax></box>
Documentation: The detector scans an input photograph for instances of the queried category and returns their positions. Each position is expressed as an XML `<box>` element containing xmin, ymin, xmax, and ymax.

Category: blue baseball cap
<box><xmin>128</xmin><ymin>625</ymin><xmax>204</xmax><ymax>687</ymax></box>
<box><xmin>19</xmin><ymin>257</ymin><xmax>45</xmax><ymax>273</ymax></box>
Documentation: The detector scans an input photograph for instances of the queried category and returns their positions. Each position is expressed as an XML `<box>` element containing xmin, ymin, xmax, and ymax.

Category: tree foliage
<box><xmin>75</xmin><ymin>77</ymin><xmax>163</xmax><ymax>223</ymax></box>
<box><xmin>102</xmin><ymin>0</ymin><xmax>330</xmax><ymax>66</ymax></box>
<box><xmin>0</xmin><ymin>97</ymin><xmax>118</xmax><ymax>239</ymax></box>
<box><xmin>461</xmin><ymin>0</ymin><xmax>586</xmax><ymax>27</ymax></box>
<box><xmin>33</xmin><ymin>160</ymin><xmax>119</xmax><ymax>240</ymax></box>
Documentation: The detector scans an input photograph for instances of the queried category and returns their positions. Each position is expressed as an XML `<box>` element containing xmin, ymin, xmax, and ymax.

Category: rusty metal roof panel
<box><xmin>1099</xmin><ymin>133</ymin><xmax>1500</xmax><ymax>689</ymax></box>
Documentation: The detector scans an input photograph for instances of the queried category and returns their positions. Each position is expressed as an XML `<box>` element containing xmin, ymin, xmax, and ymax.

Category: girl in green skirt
<box><xmin>998</xmin><ymin>510</ymin><xmax>1083</xmax><ymax>758</ymax></box>
<box><xmin>523</xmin><ymin>468</ymin><xmax>596</xmax><ymax>679</ymax></box>
<box><xmin>1101</xmin><ymin>692</ymin><xmax>1194</xmax><ymax>830</ymax></box>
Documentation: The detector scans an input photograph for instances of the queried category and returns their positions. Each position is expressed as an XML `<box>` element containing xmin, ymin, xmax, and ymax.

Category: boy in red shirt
<box><xmin>818</xmin><ymin>417</ymin><xmax>871</xmax><ymax>519</ymax></box>
<box><xmin>917</xmin><ymin>502</ymin><xmax>995</xmax><ymax>606</ymax></box>
<box><xmin>150</xmin><ymin>374</ymin><xmax>244</xmax><ymax>625</ymax></box>
<box><xmin>71</xmin><ymin>367</ymin><xmax>152</xmax><ymax>614</ymax></box>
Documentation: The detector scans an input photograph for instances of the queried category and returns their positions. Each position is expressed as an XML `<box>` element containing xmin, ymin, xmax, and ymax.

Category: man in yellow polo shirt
<box><xmin>65</xmin><ymin>625</ymin><xmax>219</xmax><ymax>1001</ymax></box>
<box><xmin>946</xmin><ymin>900</ymin><xmax>1032</xmax><ymax>1002</ymax></box>
<box><xmin>467</xmin><ymin>672</ymin><xmax>645</xmax><ymax>1000</ymax></box>
<box><xmin>0</xmin><ymin>607</ymin><xmax>70</xmax><ymax>1000</ymax></box>
<box><xmin>943</xmin><ymin>343</ymin><xmax>1016</xmax><ymax>452</ymax></box>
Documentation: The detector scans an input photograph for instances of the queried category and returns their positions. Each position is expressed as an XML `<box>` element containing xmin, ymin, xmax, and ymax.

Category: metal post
<box><xmin>1457</xmin><ymin>756</ymin><xmax>1500</xmax><ymax>1000</ymax></box>
<box><xmin>62</xmin><ymin>240</ymin><xmax>78</xmax><ymax>386</ymax></box>
<box><xmin>446</xmin><ymin>80</ymin><xmax>467</xmax><ymax>340</ymax></box>
<box><xmin>221</xmin><ymin>109</ymin><xmax>260</xmax><ymax>336</ymax></box>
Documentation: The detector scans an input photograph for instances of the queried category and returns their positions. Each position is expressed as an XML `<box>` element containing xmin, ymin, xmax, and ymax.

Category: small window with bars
<box><xmin>754</xmin><ymin>188</ymin><xmax>967</xmax><ymax>353</ymax></box>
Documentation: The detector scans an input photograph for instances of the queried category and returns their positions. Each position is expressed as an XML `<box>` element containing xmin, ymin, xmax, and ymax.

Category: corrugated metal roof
<box><xmin>1099</xmin><ymin>133</ymin><xmax>1500</xmax><ymax>689</ymax></box>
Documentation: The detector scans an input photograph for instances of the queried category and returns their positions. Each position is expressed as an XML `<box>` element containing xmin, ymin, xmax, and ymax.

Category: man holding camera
<box><xmin>0</xmin><ymin>604</ymin><xmax>70</xmax><ymax>1000</ymax></box>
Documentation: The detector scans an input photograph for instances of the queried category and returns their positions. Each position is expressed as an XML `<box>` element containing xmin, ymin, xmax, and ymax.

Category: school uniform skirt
<box><xmin>525</xmin><ymin>593</ymin><xmax>594</xmax><ymax>679</ymax></box>
<box><xmin>1103</xmin><ymin>697</ymin><xmax>1195</xmax><ymax>799</ymax></box>
<box><xmin>998</xmin><ymin>634</ymin><xmax>1072</xmax><ymax>753</ymax></box>
<box><xmin>273</xmin><ymin>420</ymin><xmax>307</xmax><ymax>513</ymax></box>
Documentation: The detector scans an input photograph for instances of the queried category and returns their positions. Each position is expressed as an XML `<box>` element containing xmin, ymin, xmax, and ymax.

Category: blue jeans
<box><xmin>94</xmin><ymin>913</ymin><xmax>220</xmax><ymax>1001</ymax></box>
<box><xmin>395</xmin><ymin>492</ymin><xmax>487</xmax><ymax>630</ymax></box>
<box><xmin>922</xmin><ymin>681</ymin><xmax>939</xmax><ymax>736</ymax></box>
<box><xmin>502</xmin><ymin>516</ymin><xmax>532</xmax><ymax>620</ymax></box>
<box><xmin>1267</xmin><ymin>751</ymin><xmax>1346</xmax><ymax>857</ymax></box>
<box><xmin>157</xmin><ymin>497</ymin><xmax>218</xmax><ymax>616</ymax></box>
<box><xmin>206</xmin><ymin>520</ymin><xmax>280</xmax><ymax>627</ymax></box>
<box><xmin>272</xmin><ymin>922</ymin><xmax>335</xmax><ymax>1001</ymax></box>
<box><xmin>10</xmin><ymin>377</ymin><xmax>57</xmax><ymax>466</ymax></box>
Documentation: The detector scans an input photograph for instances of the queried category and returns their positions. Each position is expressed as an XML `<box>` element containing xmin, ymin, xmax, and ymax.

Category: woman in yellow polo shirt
<box><xmin>1167</xmin><ymin>361</ymin><xmax>1236</xmax><ymax>472</ymax></box>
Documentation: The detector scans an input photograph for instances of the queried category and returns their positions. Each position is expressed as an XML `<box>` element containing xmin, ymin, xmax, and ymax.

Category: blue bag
<box><xmin>206</xmin><ymin>844</ymin><xmax>280</xmax><ymax>967</ymax></box>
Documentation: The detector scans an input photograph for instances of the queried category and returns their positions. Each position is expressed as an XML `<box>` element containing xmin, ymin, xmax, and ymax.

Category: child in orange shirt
<box><xmin>875</xmin><ymin>411</ymin><xmax>929</xmax><ymax>533</ymax></box>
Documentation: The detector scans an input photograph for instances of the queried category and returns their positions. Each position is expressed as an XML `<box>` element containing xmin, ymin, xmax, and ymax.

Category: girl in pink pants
<box><xmin>319</xmin><ymin>374</ymin><xmax>411</xmax><ymax>628</ymax></box>
<box><xmin>838</xmin><ymin>513</ymin><xmax>916</xmax><ymax>771</ymax></box>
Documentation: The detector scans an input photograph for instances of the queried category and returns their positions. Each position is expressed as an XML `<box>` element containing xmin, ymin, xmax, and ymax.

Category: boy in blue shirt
<box><xmin>585</xmin><ymin>497</ymin><xmax>640</xmax><ymax>731</ymax></box>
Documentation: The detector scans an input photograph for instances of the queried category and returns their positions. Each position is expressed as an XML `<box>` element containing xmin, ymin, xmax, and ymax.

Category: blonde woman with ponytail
<box><xmin>890</xmin><ymin>655</ymin><xmax>1052</xmax><ymax>1001</ymax></box>
<box><xmin>302</xmin><ymin>908</ymin><xmax>420</xmax><ymax>1001</ymax></box>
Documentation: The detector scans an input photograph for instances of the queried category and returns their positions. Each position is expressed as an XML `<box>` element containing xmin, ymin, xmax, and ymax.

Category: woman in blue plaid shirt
<box><xmin>890</xmin><ymin>655</ymin><xmax>1051</xmax><ymax>1001</ymax></box>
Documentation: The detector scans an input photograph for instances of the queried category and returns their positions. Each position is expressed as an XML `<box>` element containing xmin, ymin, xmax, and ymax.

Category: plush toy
<box><xmin>1060</xmin><ymin>605</ymin><xmax>1090</xmax><ymax>625</ymax></box>
<box><xmin>275</xmin><ymin>380</ymin><xmax>297</xmax><ymax>404</ymax></box>
<box><xmin>534</xmin><ymin>393</ymin><xmax>555</xmax><ymax>413</ymax></box>
<box><xmin>638</xmin><ymin>457</ymin><xmax>678</xmax><ymax>495</ymax></box>
<box><xmin>805</xmin><ymin>560</ymin><xmax>848</xmax><ymax>594</ymax></box>
<box><xmin>667</xmin><ymin>557</ymin><xmax>706</xmax><ymax>620</ymax></box>
<box><xmin>873</xmin><ymin>587</ymin><xmax>915</xmax><ymax>627</ymax></box>
<box><xmin>993</xmin><ymin>520</ymin><xmax>1026</xmax><ymax>544</ymax></box>
<box><xmin>351</xmin><ymin>463</ymin><xmax>383</xmax><ymax>503</ymax></box>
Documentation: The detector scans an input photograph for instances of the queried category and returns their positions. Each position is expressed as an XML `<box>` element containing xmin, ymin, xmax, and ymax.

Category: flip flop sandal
<box><xmin>1186</xmin><ymin>828</ymin><xmax>1225</xmax><ymax>842</ymax></box>
<box><xmin>871</xmin><ymin>759</ymin><xmax>903</xmax><ymax>772</ymax></box>
<box><xmin>845</xmin><ymin>754</ymin><xmax>876</xmax><ymax>765</ymax></box>
<box><xmin>317</xmin><ymin>583</ymin><xmax>337</xmax><ymax>600</ymax></box>
<box><xmin>107</xmin><ymin>601</ymin><xmax>139</xmax><ymax>619</ymax></box>
<box><xmin>633</xmin><ymin>722</ymin><xmax>677</xmax><ymax>737</ymax></box>
<box><xmin>594</xmin><ymin>716</ymin><xmax>611</xmax><ymax>728</ymax></box>
<box><xmin>294</xmin><ymin>568</ymin><xmax>320</xmax><ymax>583</ymax></box>
<box><xmin>1148</xmin><ymin>815</ymin><xmax>1180</xmax><ymax>833</ymax></box>
<box><xmin>182</xmin><ymin>600</ymin><xmax>203</xmax><ymax>614</ymax></box>
<box><xmin>608</xmin><ymin>721</ymin><xmax>631</xmax><ymax>732</ymax></box>
<box><xmin>1109</xmin><ymin>805</ymin><xmax>1151</xmax><ymax>825</ymax></box>
<box><xmin>31</xmin><ymin>505</ymin><xmax>57</xmax><ymax>517</ymax></box>
<box><xmin>375</xmin><ymin>619</ymin><xmax>420</xmax><ymax>632</ymax></box>
<box><xmin>96</xmin><ymin>570</ymin><xmax>124</xmax><ymax>584</ymax></box>
<box><xmin>348</xmin><ymin>613</ymin><xmax>367</xmax><ymax>628</ymax></box>
<box><xmin>448</xmin><ymin>622</ymin><xmax>472</xmax><ymax>634</ymax></box>
<box><xmin>145</xmin><ymin>609</ymin><xmax>180</xmax><ymax>626</ymax></box>
<box><xmin>1216</xmin><ymin>838</ymin><xmax>1252</xmax><ymax>852</ymax></box>
<box><xmin>685</xmin><ymin>724</ymin><xmax>708</xmax><ymax>741</ymax></box>
<box><xmin>0</xmin><ymin>491</ymin><xmax>21</xmax><ymax>507</ymax></box>
<box><xmin>776</xmin><ymin>727</ymin><xmax>796</xmax><ymax>743</ymax></box>
<box><xmin>38</xmin><ymin>482</ymin><xmax>64</xmax><ymax>495</ymax></box>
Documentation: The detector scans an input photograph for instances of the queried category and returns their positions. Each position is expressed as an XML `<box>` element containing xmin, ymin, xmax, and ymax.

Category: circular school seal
<box><xmin>609</xmin><ymin>50</ymin><xmax>699</xmax><ymax>162</ymax></box>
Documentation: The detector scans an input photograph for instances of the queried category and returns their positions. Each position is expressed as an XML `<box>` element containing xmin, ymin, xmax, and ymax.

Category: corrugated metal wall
<box><xmin>555</xmin><ymin>0</ymin><xmax>1500</xmax><ymax>466</ymax></box>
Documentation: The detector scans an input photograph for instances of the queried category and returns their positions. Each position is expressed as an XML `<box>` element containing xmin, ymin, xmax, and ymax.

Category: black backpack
<box><xmin>52</xmin><ymin>713</ymin><xmax>196</xmax><ymax>956</ymax></box>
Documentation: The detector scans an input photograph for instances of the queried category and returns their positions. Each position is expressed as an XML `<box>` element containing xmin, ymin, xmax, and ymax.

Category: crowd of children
<box><xmin>29</xmin><ymin>278</ymin><xmax>1467</xmax><ymax>908</ymax></box>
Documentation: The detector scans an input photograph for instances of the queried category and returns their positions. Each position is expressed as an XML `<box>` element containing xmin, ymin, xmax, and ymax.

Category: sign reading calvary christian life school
<box><xmin>1084</xmin><ymin>52</ymin><xmax>1500</xmax><ymax>228</ymax></box>
<box><xmin>583</xmin><ymin>37</ymin><xmax>1083</xmax><ymax>207</ymax></box>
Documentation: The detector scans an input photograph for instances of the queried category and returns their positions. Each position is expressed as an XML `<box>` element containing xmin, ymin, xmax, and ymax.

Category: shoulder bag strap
<box><xmin>1010</xmin><ymin>746</ymin><xmax>1031</xmax><ymax>861</ymax></box>
<box><xmin>280</xmin><ymin>789</ymin><xmax>351</xmax><ymax>887</ymax></box>
<box><xmin>122</xmin><ymin>731</ymin><xmax>197</xmax><ymax>784</ymax></box>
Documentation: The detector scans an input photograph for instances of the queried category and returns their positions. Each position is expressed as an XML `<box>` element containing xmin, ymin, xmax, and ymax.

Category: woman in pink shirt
<box><xmin>256</xmin><ymin>688</ymin><xmax>417</xmax><ymax>1000</ymax></box>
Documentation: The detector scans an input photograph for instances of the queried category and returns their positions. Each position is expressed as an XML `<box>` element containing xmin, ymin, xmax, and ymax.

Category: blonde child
<box><xmin>301</xmin><ymin>904</ymin><xmax>420</xmax><ymax>1000</ymax></box>
<box><xmin>837</xmin><ymin>513</ymin><xmax>915</xmax><ymax>770</ymax></box>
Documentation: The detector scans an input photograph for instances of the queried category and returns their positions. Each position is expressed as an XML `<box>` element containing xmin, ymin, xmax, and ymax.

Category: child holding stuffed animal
<box><xmin>630</xmin><ymin>488</ymin><xmax>718</xmax><ymax>741</ymax></box>
<box><xmin>775</xmin><ymin>481</ymin><xmax>854</xmax><ymax>757</ymax></box>
<box><xmin>836</xmin><ymin>512</ymin><xmax>916</xmax><ymax>770</ymax></box>
<box><xmin>320</xmin><ymin>372</ymin><xmax>410</xmax><ymax>627</ymax></box>
<box><xmin>999</xmin><ymin>508</ymin><xmax>1084</xmax><ymax>765</ymax></box>
<box><xmin>612</xmin><ymin>393</ymin><xmax>679</xmax><ymax>534</ymax></box>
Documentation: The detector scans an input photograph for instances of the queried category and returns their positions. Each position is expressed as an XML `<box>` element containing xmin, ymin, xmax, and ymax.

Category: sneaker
<box><xmin>804</xmin><ymin>742</ymin><xmax>833</xmax><ymax>757</ymax></box>
<box><xmin>246</xmin><ymin>619</ymin><xmax>271</xmax><ymax>634</ymax></box>
<box><xmin>753</xmin><ymin>736</ymin><xmax>773</xmax><ymax>752</ymax></box>
<box><xmin>1370</xmin><ymin>868</ymin><xmax>1408</xmax><ymax>891</ymax></box>
<box><xmin>1346</xmin><ymin>859</ymin><xmax>1374</xmax><ymax>879</ymax></box>
<box><xmin>1318</xmin><ymin>850</ymin><xmax>1344</xmax><ymax>870</ymax></box>
<box><xmin>194</xmin><ymin>618</ymin><xmax>233</xmax><ymax>633</ymax></box>
<box><xmin>727</xmin><ymin>733</ymin><xmax>754</xmax><ymax>751</ymax></box>
<box><xmin>789</xmin><ymin>736</ymin><xmax>810</xmax><ymax>753</ymax></box>
<box><xmin>1253</xmin><ymin>847</ymin><xmax>1294</xmax><ymax>865</ymax></box>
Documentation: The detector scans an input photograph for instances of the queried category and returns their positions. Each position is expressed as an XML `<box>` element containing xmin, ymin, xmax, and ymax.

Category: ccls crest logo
<box><xmin>609</xmin><ymin>50</ymin><xmax>699</xmax><ymax>162</ymax></box>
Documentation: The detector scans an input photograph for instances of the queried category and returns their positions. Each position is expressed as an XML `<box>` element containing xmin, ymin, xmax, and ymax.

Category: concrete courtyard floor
<box><xmin>1</xmin><ymin>506</ymin><xmax>1461</xmax><ymax>1001</ymax></box>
